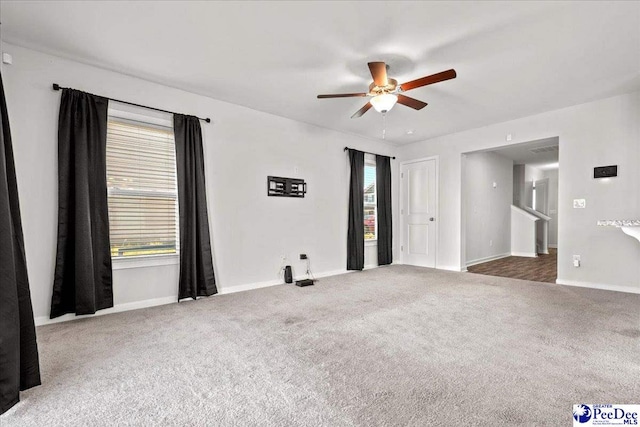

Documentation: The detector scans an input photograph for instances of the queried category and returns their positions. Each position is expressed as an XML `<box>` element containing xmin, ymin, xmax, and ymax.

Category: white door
<box><xmin>534</xmin><ymin>178</ymin><xmax>549</xmax><ymax>215</ymax></box>
<box><xmin>525</xmin><ymin>181</ymin><xmax>534</xmax><ymax>209</ymax></box>
<box><xmin>401</xmin><ymin>159</ymin><xmax>437</xmax><ymax>267</ymax></box>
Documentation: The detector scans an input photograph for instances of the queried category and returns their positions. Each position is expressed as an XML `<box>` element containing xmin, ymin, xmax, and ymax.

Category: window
<box><xmin>364</xmin><ymin>162</ymin><xmax>377</xmax><ymax>241</ymax></box>
<box><xmin>106</xmin><ymin>114</ymin><xmax>178</xmax><ymax>258</ymax></box>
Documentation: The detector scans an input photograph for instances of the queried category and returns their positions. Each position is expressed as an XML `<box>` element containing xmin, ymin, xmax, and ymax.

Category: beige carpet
<box><xmin>3</xmin><ymin>266</ymin><xmax>639</xmax><ymax>426</ymax></box>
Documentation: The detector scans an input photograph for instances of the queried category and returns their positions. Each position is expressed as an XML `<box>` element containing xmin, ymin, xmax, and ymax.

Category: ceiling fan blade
<box><xmin>400</xmin><ymin>69</ymin><xmax>457</xmax><ymax>92</ymax></box>
<box><xmin>317</xmin><ymin>93</ymin><xmax>367</xmax><ymax>99</ymax></box>
<box><xmin>368</xmin><ymin>62</ymin><xmax>388</xmax><ymax>87</ymax></box>
<box><xmin>397</xmin><ymin>94</ymin><xmax>428</xmax><ymax>110</ymax></box>
<box><xmin>351</xmin><ymin>102</ymin><xmax>372</xmax><ymax>119</ymax></box>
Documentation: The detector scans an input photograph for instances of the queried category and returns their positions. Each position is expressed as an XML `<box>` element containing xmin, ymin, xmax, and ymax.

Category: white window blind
<box><xmin>106</xmin><ymin>117</ymin><xmax>178</xmax><ymax>258</ymax></box>
<box><xmin>364</xmin><ymin>163</ymin><xmax>377</xmax><ymax>240</ymax></box>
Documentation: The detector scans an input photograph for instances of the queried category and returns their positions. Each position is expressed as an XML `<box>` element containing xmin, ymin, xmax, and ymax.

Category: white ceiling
<box><xmin>1</xmin><ymin>1</ymin><xmax>639</xmax><ymax>145</ymax></box>
<box><xmin>490</xmin><ymin>137</ymin><xmax>559</xmax><ymax>170</ymax></box>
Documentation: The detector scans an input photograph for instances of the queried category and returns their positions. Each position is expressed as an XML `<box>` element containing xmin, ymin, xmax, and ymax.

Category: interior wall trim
<box><xmin>556</xmin><ymin>279</ymin><xmax>639</xmax><ymax>295</ymax></box>
<box><xmin>436</xmin><ymin>265</ymin><xmax>465</xmax><ymax>272</ymax></box>
<box><xmin>511</xmin><ymin>251</ymin><xmax>538</xmax><ymax>258</ymax></box>
<box><xmin>34</xmin><ymin>267</ymin><xmax>371</xmax><ymax>326</ymax></box>
<box><xmin>466</xmin><ymin>252</ymin><xmax>511</xmax><ymax>267</ymax></box>
<box><xmin>35</xmin><ymin>295</ymin><xmax>178</xmax><ymax>326</ymax></box>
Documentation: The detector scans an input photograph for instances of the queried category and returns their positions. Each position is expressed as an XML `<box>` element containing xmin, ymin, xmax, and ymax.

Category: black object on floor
<box><xmin>284</xmin><ymin>266</ymin><xmax>293</xmax><ymax>283</ymax></box>
<box><xmin>295</xmin><ymin>279</ymin><xmax>314</xmax><ymax>287</ymax></box>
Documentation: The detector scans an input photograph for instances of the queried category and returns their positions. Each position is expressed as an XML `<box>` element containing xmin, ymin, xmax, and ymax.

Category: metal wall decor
<box><xmin>267</xmin><ymin>176</ymin><xmax>307</xmax><ymax>198</ymax></box>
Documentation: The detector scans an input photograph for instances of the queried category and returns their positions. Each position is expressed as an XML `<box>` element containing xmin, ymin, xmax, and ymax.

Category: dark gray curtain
<box><xmin>173</xmin><ymin>114</ymin><xmax>217</xmax><ymax>300</ymax></box>
<box><xmin>376</xmin><ymin>155</ymin><xmax>392</xmax><ymax>265</ymax></box>
<box><xmin>347</xmin><ymin>149</ymin><xmax>364</xmax><ymax>270</ymax></box>
<box><xmin>0</xmin><ymin>72</ymin><xmax>41</xmax><ymax>414</ymax></box>
<box><xmin>50</xmin><ymin>89</ymin><xmax>113</xmax><ymax>319</ymax></box>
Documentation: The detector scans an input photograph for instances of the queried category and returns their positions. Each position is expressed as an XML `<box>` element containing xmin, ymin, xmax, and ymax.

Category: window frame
<box><xmin>106</xmin><ymin>107</ymin><xmax>180</xmax><ymax>270</ymax></box>
<box><xmin>364</xmin><ymin>155</ymin><xmax>378</xmax><ymax>244</ymax></box>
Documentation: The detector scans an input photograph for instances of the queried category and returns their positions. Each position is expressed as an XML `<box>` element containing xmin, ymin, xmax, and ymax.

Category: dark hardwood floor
<box><xmin>467</xmin><ymin>248</ymin><xmax>557</xmax><ymax>283</ymax></box>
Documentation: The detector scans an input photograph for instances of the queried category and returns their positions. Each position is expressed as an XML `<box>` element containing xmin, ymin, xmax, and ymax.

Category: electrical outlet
<box><xmin>489</xmin><ymin>240</ymin><xmax>493</xmax><ymax>247</ymax></box>
<box><xmin>573</xmin><ymin>255</ymin><xmax>581</xmax><ymax>268</ymax></box>
<box><xmin>299</xmin><ymin>254</ymin><xmax>307</xmax><ymax>260</ymax></box>
<box><xmin>573</xmin><ymin>199</ymin><xmax>586</xmax><ymax>209</ymax></box>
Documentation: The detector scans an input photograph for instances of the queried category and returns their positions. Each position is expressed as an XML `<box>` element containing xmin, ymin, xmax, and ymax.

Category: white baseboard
<box><xmin>217</xmin><ymin>278</ymin><xmax>283</xmax><ymax>295</ymax></box>
<box><xmin>556</xmin><ymin>279</ymin><xmax>640</xmax><ymax>295</ymax></box>
<box><xmin>35</xmin><ymin>268</ymin><xmax>362</xmax><ymax>326</ymax></box>
<box><xmin>511</xmin><ymin>252</ymin><xmax>538</xmax><ymax>258</ymax></box>
<box><xmin>437</xmin><ymin>265</ymin><xmax>466</xmax><ymax>272</ymax></box>
<box><xmin>548</xmin><ymin>244</ymin><xmax>558</xmax><ymax>249</ymax></box>
<box><xmin>466</xmin><ymin>253</ymin><xmax>511</xmax><ymax>268</ymax></box>
<box><xmin>35</xmin><ymin>295</ymin><xmax>178</xmax><ymax>326</ymax></box>
<box><xmin>395</xmin><ymin>263</ymin><xmax>464</xmax><ymax>272</ymax></box>
<box><xmin>219</xmin><ymin>268</ymin><xmax>354</xmax><ymax>295</ymax></box>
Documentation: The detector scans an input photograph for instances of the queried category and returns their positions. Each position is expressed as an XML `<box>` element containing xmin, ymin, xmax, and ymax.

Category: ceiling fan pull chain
<box><xmin>382</xmin><ymin>112</ymin><xmax>386</xmax><ymax>140</ymax></box>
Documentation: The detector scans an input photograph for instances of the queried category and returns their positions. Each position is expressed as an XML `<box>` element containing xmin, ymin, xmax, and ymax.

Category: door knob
<box><xmin>429</xmin><ymin>217</ymin><xmax>435</xmax><ymax>221</ymax></box>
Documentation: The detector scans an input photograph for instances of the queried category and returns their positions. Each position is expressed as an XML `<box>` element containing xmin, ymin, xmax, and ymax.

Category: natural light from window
<box><xmin>106</xmin><ymin>118</ymin><xmax>178</xmax><ymax>258</ymax></box>
<box><xmin>364</xmin><ymin>164</ymin><xmax>377</xmax><ymax>241</ymax></box>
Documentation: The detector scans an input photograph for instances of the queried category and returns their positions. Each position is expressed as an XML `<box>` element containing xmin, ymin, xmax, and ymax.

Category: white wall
<box><xmin>1</xmin><ymin>43</ymin><xmax>398</xmax><ymax>321</ymax></box>
<box><xmin>524</xmin><ymin>164</ymin><xmax>545</xmax><ymax>183</ymax></box>
<box><xmin>510</xmin><ymin>206</ymin><xmax>538</xmax><ymax>257</ymax></box>
<box><xmin>524</xmin><ymin>164</ymin><xmax>544</xmax><ymax>208</ymax></box>
<box><xmin>543</xmin><ymin>169</ymin><xmax>559</xmax><ymax>246</ymax></box>
<box><xmin>463</xmin><ymin>151</ymin><xmax>513</xmax><ymax>265</ymax></box>
<box><xmin>513</xmin><ymin>164</ymin><xmax>525</xmax><ymax>206</ymax></box>
<box><xmin>397</xmin><ymin>90</ymin><xmax>640</xmax><ymax>293</ymax></box>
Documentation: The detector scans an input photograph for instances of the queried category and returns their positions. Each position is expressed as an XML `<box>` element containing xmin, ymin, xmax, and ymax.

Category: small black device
<box><xmin>594</xmin><ymin>165</ymin><xmax>617</xmax><ymax>179</ymax></box>
<box><xmin>299</xmin><ymin>254</ymin><xmax>307</xmax><ymax>260</ymax></box>
<box><xmin>284</xmin><ymin>266</ymin><xmax>293</xmax><ymax>283</ymax></box>
<box><xmin>295</xmin><ymin>279</ymin><xmax>314</xmax><ymax>287</ymax></box>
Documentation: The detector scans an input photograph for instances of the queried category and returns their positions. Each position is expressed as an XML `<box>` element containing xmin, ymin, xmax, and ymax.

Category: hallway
<box><xmin>467</xmin><ymin>249</ymin><xmax>557</xmax><ymax>283</ymax></box>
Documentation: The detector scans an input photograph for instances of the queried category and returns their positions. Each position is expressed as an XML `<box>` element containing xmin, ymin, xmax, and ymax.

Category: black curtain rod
<box><xmin>52</xmin><ymin>84</ymin><xmax>211</xmax><ymax>123</ymax></box>
<box><xmin>344</xmin><ymin>146</ymin><xmax>395</xmax><ymax>159</ymax></box>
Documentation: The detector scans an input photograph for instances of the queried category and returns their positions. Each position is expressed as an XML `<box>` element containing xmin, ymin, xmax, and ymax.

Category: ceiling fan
<box><xmin>317</xmin><ymin>62</ymin><xmax>456</xmax><ymax>118</ymax></box>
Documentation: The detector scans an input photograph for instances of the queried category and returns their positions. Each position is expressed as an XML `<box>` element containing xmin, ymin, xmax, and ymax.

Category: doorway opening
<box><xmin>461</xmin><ymin>137</ymin><xmax>559</xmax><ymax>283</ymax></box>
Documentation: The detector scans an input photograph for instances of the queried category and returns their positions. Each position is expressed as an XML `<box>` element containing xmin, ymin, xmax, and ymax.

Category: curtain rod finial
<box><xmin>52</xmin><ymin>83</ymin><xmax>60</xmax><ymax>91</ymax></box>
<box><xmin>205</xmin><ymin>118</ymin><xmax>211</xmax><ymax>123</ymax></box>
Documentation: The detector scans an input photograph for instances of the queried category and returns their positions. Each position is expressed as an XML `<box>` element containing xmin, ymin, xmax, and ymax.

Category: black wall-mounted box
<box><xmin>594</xmin><ymin>165</ymin><xmax>617</xmax><ymax>179</ymax></box>
<box><xmin>267</xmin><ymin>176</ymin><xmax>307</xmax><ymax>198</ymax></box>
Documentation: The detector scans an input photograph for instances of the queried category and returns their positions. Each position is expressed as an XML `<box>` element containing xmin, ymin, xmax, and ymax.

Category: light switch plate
<box><xmin>573</xmin><ymin>199</ymin><xmax>586</xmax><ymax>209</ymax></box>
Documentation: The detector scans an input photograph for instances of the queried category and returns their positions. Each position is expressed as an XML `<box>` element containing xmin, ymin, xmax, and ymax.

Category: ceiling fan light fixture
<box><xmin>370</xmin><ymin>93</ymin><xmax>398</xmax><ymax>113</ymax></box>
<box><xmin>317</xmin><ymin>62</ymin><xmax>455</xmax><ymax>119</ymax></box>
